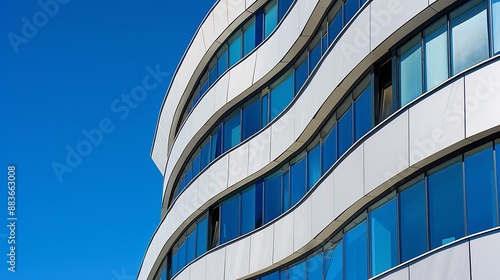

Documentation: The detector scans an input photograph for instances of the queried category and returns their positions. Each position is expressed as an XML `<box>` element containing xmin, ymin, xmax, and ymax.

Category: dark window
<box><xmin>290</xmin><ymin>157</ymin><xmax>307</xmax><ymax>205</ymax></box>
<box><xmin>220</xmin><ymin>195</ymin><xmax>240</xmax><ymax>244</ymax></box>
<box><xmin>264</xmin><ymin>173</ymin><xmax>282</xmax><ymax>223</ymax></box>
<box><xmin>241</xmin><ymin>186</ymin><xmax>257</xmax><ymax>235</ymax></box>
<box><xmin>337</xmin><ymin>103</ymin><xmax>353</xmax><ymax>156</ymax></box>
<box><xmin>242</xmin><ymin>99</ymin><xmax>261</xmax><ymax>140</ymax></box>
<box><xmin>322</xmin><ymin>124</ymin><xmax>337</xmax><ymax>173</ymax></box>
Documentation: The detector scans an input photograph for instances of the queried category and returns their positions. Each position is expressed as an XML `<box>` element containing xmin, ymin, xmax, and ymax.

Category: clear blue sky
<box><xmin>0</xmin><ymin>1</ymin><xmax>215</xmax><ymax>279</ymax></box>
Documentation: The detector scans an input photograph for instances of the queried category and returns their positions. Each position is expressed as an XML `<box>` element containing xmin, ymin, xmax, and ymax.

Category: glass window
<box><xmin>255</xmin><ymin>181</ymin><xmax>264</xmax><ymax>228</ymax></box>
<box><xmin>324</xmin><ymin>240</ymin><xmax>342</xmax><ymax>280</ymax></box>
<box><xmin>309</xmin><ymin>39</ymin><xmax>322</xmax><ymax>72</ymax></box>
<box><xmin>209</xmin><ymin>61</ymin><xmax>217</xmax><ymax>85</ymax></box>
<box><xmin>344</xmin><ymin>0</ymin><xmax>359</xmax><ymax>25</ymax></box>
<box><xmin>428</xmin><ymin>159</ymin><xmax>465</xmax><ymax>249</ymax></box>
<box><xmin>200</xmin><ymin>140</ymin><xmax>211</xmax><ymax>170</ymax></box>
<box><xmin>294</xmin><ymin>56</ymin><xmax>309</xmax><ymax>94</ymax></box>
<box><xmin>186</xmin><ymin>228</ymin><xmax>196</xmax><ymax>264</ymax></box>
<box><xmin>264</xmin><ymin>173</ymin><xmax>282</xmax><ymax>223</ymax></box>
<box><xmin>280</xmin><ymin>269</ymin><xmax>288</xmax><ymax>280</ymax></box>
<box><xmin>177</xmin><ymin>241</ymin><xmax>186</xmax><ymax>273</ymax></box>
<box><xmin>270</xmin><ymin>71</ymin><xmax>294</xmax><ymax>120</ymax></box>
<box><xmin>192</xmin><ymin>153</ymin><xmax>200</xmax><ymax>178</ymax></box>
<box><xmin>217</xmin><ymin>48</ymin><xmax>228</xmax><ymax>77</ymax></box>
<box><xmin>370</xmin><ymin>197</ymin><xmax>398</xmax><ymax>276</ymax></box>
<box><xmin>229</xmin><ymin>33</ymin><xmax>242</xmax><ymax>67</ymax></box>
<box><xmin>242</xmin><ymin>99</ymin><xmax>261</xmax><ymax>140</ymax></box>
<box><xmin>261</xmin><ymin>93</ymin><xmax>269</xmax><ymax>127</ymax></box>
<box><xmin>243</xmin><ymin>19</ymin><xmax>256</xmax><ymax>56</ymax></box>
<box><xmin>171</xmin><ymin>250</ymin><xmax>179</xmax><ymax>276</ymax></box>
<box><xmin>278</xmin><ymin>0</ymin><xmax>293</xmax><ymax>19</ymax></box>
<box><xmin>261</xmin><ymin>271</ymin><xmax>280</xmax><ymax>280</ymax></box>
<box><xmin>283</xmin><ymin>171</ymin><xmax>291</xmax><ymax>212</ymax></box>
<box><xmin>465</xmin><ymin>145</ymin><xmax>497</xmax><ymax>234</ymax></box>
<box><xmin>290</xmin><ymin>157</ymin><xmax>307</xmax><ymax>206</ymax></box>
<box><xmin>256</xmin><ymin>11</ymin><xmax>264</xmax><ymax>46</ymax></box>
<box><xmin>497</xmin><ymin>142</ymin><xmax>500</xmax><ymax>220</ymax></box>
<box><xmin>196</xmin><ymin>216</ymin><xmax>208</xmax><ymax>257</ymax></box>
<box><xmin>328</xmin><ymin>3</ymin><xmax>342</xmax><ymax>45</ymax></box>
<box><xmin>211</xmin><ymin>125</ymin><xmax>223</xmax><ymax>160</ymax></box>
<box><xmin>344</xmin><ymin>218</ymin><xmax>367</xmax><ymax>280</ymax></box>
<box><xmin>308</xmin><ymin>145</ymin><xmax>321</xmax><ymax>190</ymax></box>
<box><xmin>307</xmin><ymin>252</ymin><xmax>323</xmax><ymax>279</ymax></box>
<box><xmin>322</xmin><ymin>124</ymin><xmax>337</xmax><ymax>173</ymax></box>
<box><xmin>353</xmin><ymin>77</ymin><xmax>373</xmax><ymax>140</ymax></box>
<box><xmin>399</xmin><ymin>179</ymin><xmax>427</xmax><ymax>262</ymax></box>
<box><xmin>223</xmin><ymin>112</ymin><xmax>241</xmax><ymax>152</ymax></box>
<box><xmin>424</xmin><ymin>17</ymin><xmax>449</xmax><ymax>91</ymax></box>
<box><xmin>289</xmin><ymin>261</ymin><xmax>306</xmax><ymax>279</ymax></box>
<box><xmin>264</xmin><ymin>1</ymin><xmax>278</xmax><ymax>38</ymax></box>
<box><xmin>378</xmin><ymin>60</ymin><xmax>393</xmax><ymax>121</ymax></box>
<box><xmin>450</xmin><ymin>0</ymin><xmax>488</xmax><ymax>75</ymax></box>
<box><xmin>399</xmin><ymin>34</ymin><xmax>422</xmax><ymax>107</ymax></box>
<box><xmin>200</xmin><ymin>75</ymin><xmax>209</xmax><ymax>95</ymax></box>
<box><xmin>185</xmin><ymin>166</ymin><xmax>193</xmax><ymax>187</ymax></box>
<box><xmin>220</xmin><ymin>195</ymin><xmax>240</xmax><ymax>244</ymax></box>
<box><xmin>337</xmin><ymin>103</ymin><xmax>353</xmax><ymax>156</ymax></box>
<box><xmin>241</xmin><ymin>186</ymin><xmax>257</xmax><ymax>235</ymax></box>
<box><xmin>493</xmin><ymin>0</ymin><xmax>500</xmax><ymax>54</ymax></box>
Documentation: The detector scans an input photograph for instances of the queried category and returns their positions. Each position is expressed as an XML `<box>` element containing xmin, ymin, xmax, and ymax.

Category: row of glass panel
<box><xmin>179</xmin><ymin>0</ymin><xmax>294</xmax><ymax>129</ymax></box>
<box><xmin>171</xmin><ymin>0</ymin><xmax>371</xmax><ymax>206</ymax></box>
<box><xmin>169</xmin><ymin>74</ymin><xmax>373</xmax><ymax>279</ymax></box>
<box><xmin>256</xmin><ymin>140</ymin><xmax>500</xmax><ymax>280</ymax></box>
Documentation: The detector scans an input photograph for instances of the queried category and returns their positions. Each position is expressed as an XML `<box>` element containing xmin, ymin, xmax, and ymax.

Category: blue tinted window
<box><xmin>399</xmin><ymin>35</ymin><xmax>423</xmax><ymax>107</ymax></box>
<box><xmin>322</xmin><ymin>33</ymin><xmax>328</xmax><ymax>55</ymax></box>
<box><xmin>450</xmin><ymin>1</ymin><xmax>488</xmax><ymax>75</ymax></box>
<box><xmin>241</xmin><ymin>186</ymin><xmax>256</xmax><ymax>235</ymax></box>
<box><xmin>370</xmin><ymin>198</ymin><xmax>398</xmax><ymax>276</ymax></box>
<box><xmin>192</xmin><ymin>153</ymin><xmax>200</xmax><ymax>178</ymax></box>
<box><xmin>354</xmin><ymin>82</ymin><xmax>373</xmax><ymax>140</ymax></box>
<box><xmin>294</xmin><ymin>58</ymin><xmax>309</xmax><ymax>94</ymax></box>
<box><xmin>261</xmin><ymin>271</ymin><xmax>280</xmax><ymax>280</ymax></box>
<box><xmin>229</xmin><ymin>34</ymin><xmax>242</xmax><ymax>67</ymax></box>
<box><xmin>243</xmin><ymin>20</ymin><xmax>256</xmax><ymax>56</ymax></box>
<box><xmin>278</xmin><ymin>0</ymin><xmax>293</xmax><ymax>19</ymax></box>
<box><xmin>185</xmin><ymin>167</ymin><xmax>192</xmax><ymax>186</ymax></box>
<box><xmin>344</xmin><ymin>220</ymin><xmax>367</xmax><ymax>280</ymax></box>
<box><xmin>177</xmin><ymin>241</ymin><xmax>186</xmax><ymax>273</ymax></box>
<box><xmin>399</xmin><ymin>180</ymin><xmax>427</xmax><ymax>262</ymax></box>
<box><xmin>220</xmin><ymin>195</ymin><xmax>240</xmax><ymax>244</ymax></box>
<box><xmin>322</xmin><ymin>125</ymin><xmax>337</xmax><ymax>173</ymax></box>
<box><xmin>307</xmin><ymin>252</ymin><xmax>323</xmax><ymax>279</ymax></box>
<box><xmin>242</xmin><ymin>100</ymin><xmax>261</xmax><ymax>140</ymax></box>
<box><xmin>497</xmin><ymin>142</ymin><xmax>500</xmax><ymax>220</ymax></box>
<box><xmin>344</xmin><ymin>0</ymin><xmax>359</xmax><ymax>25</ymax></box>
<box><xmin>280</xmin><ymin>269</ymin><xmax>288</xmax><ymax>280</ymax></box>
<box><xmin>264</xmin><ymin>173</ymin><xmax>282</xmax><ymax>223</ymax></box>
<box><xmin>255</xmin><ymin>181</ymin><xmax>264</xmax><ymax>228</ymax></box>
<box><xmin>424</xmin><ymin>18</ymin><xmax>449</xmax><ymax>91</ymax></box>
<box><xmin>261</xmin><ymin>94</ymin><xmax>269</xmax><ymax>127</ymax></box>
<box><xmin>493</xmin><ymin>0</ymin><xmax>500</xmax><ymax>53</ymax></box>
<box><xmin>308</xmin><ymin>145</ymin><xmax>321</xmax><ymax>190</ymax></box>
<box><xmin>200</xmin><ymin>78</ymin><xmax>209</xmax><ymax>95</ymax></box>
<box><xmin>264</xmin><ymin>1</ymin><xmax>278</xmax><ymax>38</ymax></box>
<box><xmin>465</xmin><ymin>146</ymin><xmax>496</xmax><ymax>234</ymax></box>
<box><xmin>171</xmin><ymin>250</ymin><xmax>179</xmax><ymax>276</ymax></box>
<box><xmin>209</xmin><ymin>64</ymin><xmax>217</xmax><ymax>85</ymax></box>
<box><xmin>428</xmin><ymin>160</ymin><xmax>465</xmax><ymax>249</ymax></box>
<box><xmin>211</xmin><ymin>125</ymin><xmax>223</xmax><ymax>160</ymax></box>
<box><xmin>196</xmin><ymin>217</ymin><xmax>208</xmax><ymax>257</ymax></box>
<box><xmin>217</xmin><ymin>49</ymin><xmax>228</xmax><ymax>77</ymax></box>
<box><xmin>324</xmin><ymin>241</ymin><xmax>342</xmax><ymax>280</ymax></box>
<box><xmin>290</xmin><ymin>157</ymin><xmax>307</xmax><ymax>206</ymax></box>
<box><xmin>223</xmin><ymin>113</ymin><xmax>241</xmax><ymax>152</ymax></box>
<box><xmin>283</xmin><ymin>171</ymin><xmax>291</xmax><ymax>212</ymax></box>
<box><xmin>289</xmin><ymin>261</ymin><xmax>306</xmax><ymax>279</ymax></box>
<box><xmin>186</xmin><ymin>229</ymin><xmax>196</xmax><ymax>264</ymax></box>
<box><xmin>255</xmin><ymin>11</ymin><xmax>264</xmax><ymax>46</ymax></box>
<box><xmin>328</xmin><ymin>6</ymin><xmax>342</xmax><ymax>45</ymax></box>
<box><xmin>270</xmin><ymin>72</ymin><xmax>294</xmax><ymax>120</ymax></box>
<box><xmin>338</xmin><ymin>107</ymin><xmax>353</xmax><ymax>156</ymax></box>
<box><xmin>309</xmin><ymin>41</ymin><xmax>322</xmax><ymax>72</ymax></box>
<box><xmin>200</xmin><ymin>141</ymin><xmax>211</xmax><ymax>170</ymax></box>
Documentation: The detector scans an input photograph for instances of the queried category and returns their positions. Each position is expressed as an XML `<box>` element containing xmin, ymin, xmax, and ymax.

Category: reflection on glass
<box><xmin>370</xmin><ymin>198</ymin><xmax>398</xmax><ymax>276</ymax></box>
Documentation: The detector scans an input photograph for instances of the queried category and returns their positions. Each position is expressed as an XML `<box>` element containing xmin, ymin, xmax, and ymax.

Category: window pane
<box><xmin>308</xmin><ymin>145</ymin><xmax>321</xmax><ymax>190</ymax></box>
<box><xmin>344</xmin><ymin>0</ymin><xmax>359</xmax><ymax>25</ymax></box>
<box><xmin>186</xmin><ymin>229</ymin><xmax>196</xmax><ymax>264</ymax></box>
<box><xmin>493</xmin><ymin>0</ymin><xmax>500</xmax><ymax>53</ymax></box>
<box><xmin>171</xmin><ymin>251</ymin><xmax>179</xmax><ymax>276</ymax></box>
<box><xmin>261</xmin><ymin>271</ymin><xmax>280</xmax><ymax>280</ymax></box>
<box><xmin>255</xmin><ymin>11</ymin><xmax>264</xmax><ymax>46</ymax></box>
<box><xmin>309</xmin><ymin>40</ymin><xmax>322</xmax><ymax>72</ymax></box>
<box><xmin>223</xmin><ymin>113</ymin><xmax>241</xmax><ymax>152</ymax></box>
<box><xmin>192</xmin><ymin>153</ymin><xmax>200</xmax><ymax>178</ymax></box>
<box><xmin>229</xmin><ymin>34</ymin><xmax>242</xmax><ymax>67</ymax></box>
<box><xmin>290</xmin><ymin>157</ymin><xmax>307</xmax><ymax>206</ymax></box>
<box><xmin>322</xmin><ymin>125</ymin><xmax>337</xmax><ymax>173</ymax></box>
<box><xmin>177</xmin><ymin>241</ymin><xmax>186</xmax><ymax>272</ymax></box>
<box><xmin>338</xmin><ymin>107</ymin><xmax>353</xmax><ymax>156</ymax></box>
<box><xmin>264</xmin><ymin>1</ymin><xmax>278</xmax><ymax>38</ymax></box>
<box><xmin>243</xmin><ymin>19</ymin><xmax>256</xmax><ymax>56</ymax></box>
<box><xmin>294</xmin><ymin>57</ymin><xmax>309</xmax><ymax>94</ymax></box>
<box><xmin>278</xmin><ymin>0</ymin><xmax>293</xmax><ymax>19</ymax></box>
<box><xmin>344</xmin><ymin>220</ymin><xmax>368</xmax><ymax>280</ymax></box>
<box><xmin>200</xmin><ymin>78</ymin><xmax>209</xmax><ymax>95</ymax></box>
<box><xmin>399</xmin><ymin>180</ymin><xmax>427</xmax><ymax>262</ymax></box>
<box><xmin>283</xmin><ymin>171</ymin><xmax>291</xmax><ymax>212</ymax></box>
<box><xmin>370</xmin><ymin>198</ymin><xmax>398</xmax><ymax>276</ymax></box>
<box><xmin>307</xmin><ymin>252</ymin><xmax>323</xmax><ymax>279</ymax></box>
<box><xmin>289</xmin><ymin>261</ymin><xmax>306</xmax><ymax>279</ymax></box>
<box><xmin>450</xmin><ymin>1</ymin><xmax>488</xmax><ymax>75</ymax></box>
<box><xmin>209</xmin><ymin>64</ymin><xmax>217</xmax><ymax>85</ymax></box>
<box><xmin>324</xmin><ymin>241</ymin><xmax>342</xmax><ymax>280</ymax></box>
<box><xmin>200</xmin><ymin>140</ymin><xmax>211</xmax><ymax>170</ymax></box>
<box><xmin>242</xmin><ymin>100</ymin><xmax>261</xmax><ymax>140</ymax></box>
<box><xmin>241</xmin><ymin>186</ymin><xmax>257</xmax><ymax>235</ymax></box>
<box><xmin>428</xmin><ymin>159</ymin><xmax>465</xmax><ymax>249</ymax></box>
<box><xmin>255</xmin><ymin>181</ymin><xmax>264</xmax><ymax>228</ymax></box>
<box><xmin>354</xmin><ymin>81</ymin><xmax>373</xmax><ymax>140</ymax></box>
<box><xmin>424</xmin><ymin>17</ymin><xmax>449</xmax><ymax>91</ymax></box>
<box><xmin>399</xmin><ymin>34</ymin><xmax>422</xmax><ymax>107</ymax></box>
<box><xmin>328</xmin><ymin>4</ymin><xmax>342</xmax><ymax>45</ymax></box>
<box><xmin>261</xmin><ymin>94</ymin><xmax>269</xmax><ymax>127</ymax></box>
<box><xmin>185</xmin><ymin>167</ymin><xmax>192</xmax><ymax>186</ymax></box>
<box><xmin>217</xmin><ymin>49</ymin><xmax>228</xmax><ymax>77</ymax></box>
<box><xmin>264</xmin><ymin>173</ymin><xmax>282</xmax><ymax>223</ymax></box>
<box><xmin>465</xmin><ymin>146</ymin><xmax>496</xmax><ymax>234</ymax></box>
<box><xmin>220</xmin><ymin>195</ymin><xmax>240</xmax><ymax>244</ymax></box>
<box><xmin>211</xmin><ymin>125</ymin><xmax>223</xmax><ymax>160</ymax></box>
<box><xmin>196</xmin><ymin>216</ymin><xmax>208</xmax><ymax>257</ymax></box>
<box><xmin>270</xmin><ymin>72</ymin><xmax>294</xmax><ymax>120</ymax></box>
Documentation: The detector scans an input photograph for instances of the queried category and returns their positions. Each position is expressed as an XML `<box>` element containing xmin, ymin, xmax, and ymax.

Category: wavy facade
<box><xmin>139</xmin><ymin>0</ymin><xmax>500</xmax><ymax>279</ymax></box>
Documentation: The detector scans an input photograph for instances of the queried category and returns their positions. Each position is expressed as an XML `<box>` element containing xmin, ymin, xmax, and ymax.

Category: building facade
<box><xmin>138</xmin><ymin>0</ymin><xmax>500</xmax><ymax>279</ymax></box>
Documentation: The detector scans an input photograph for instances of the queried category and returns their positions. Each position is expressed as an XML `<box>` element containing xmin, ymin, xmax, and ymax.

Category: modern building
<box><xmin>138</xmin><ymin>0</ymin><xmax>500</xmax><ymax>279</ymax></box>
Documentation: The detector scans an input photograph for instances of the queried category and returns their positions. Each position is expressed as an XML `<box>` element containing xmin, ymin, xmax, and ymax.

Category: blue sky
<box><xmin>0</xmin><ymin>0</ymin><xmax>214</xmax><ymax>279</ymax></box>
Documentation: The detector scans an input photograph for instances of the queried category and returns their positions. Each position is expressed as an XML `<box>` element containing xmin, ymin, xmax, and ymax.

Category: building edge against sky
<box><xmin>140</xmin><ymin>0</ymin><xmax>500</xmax><ymax>279</ymax></box>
